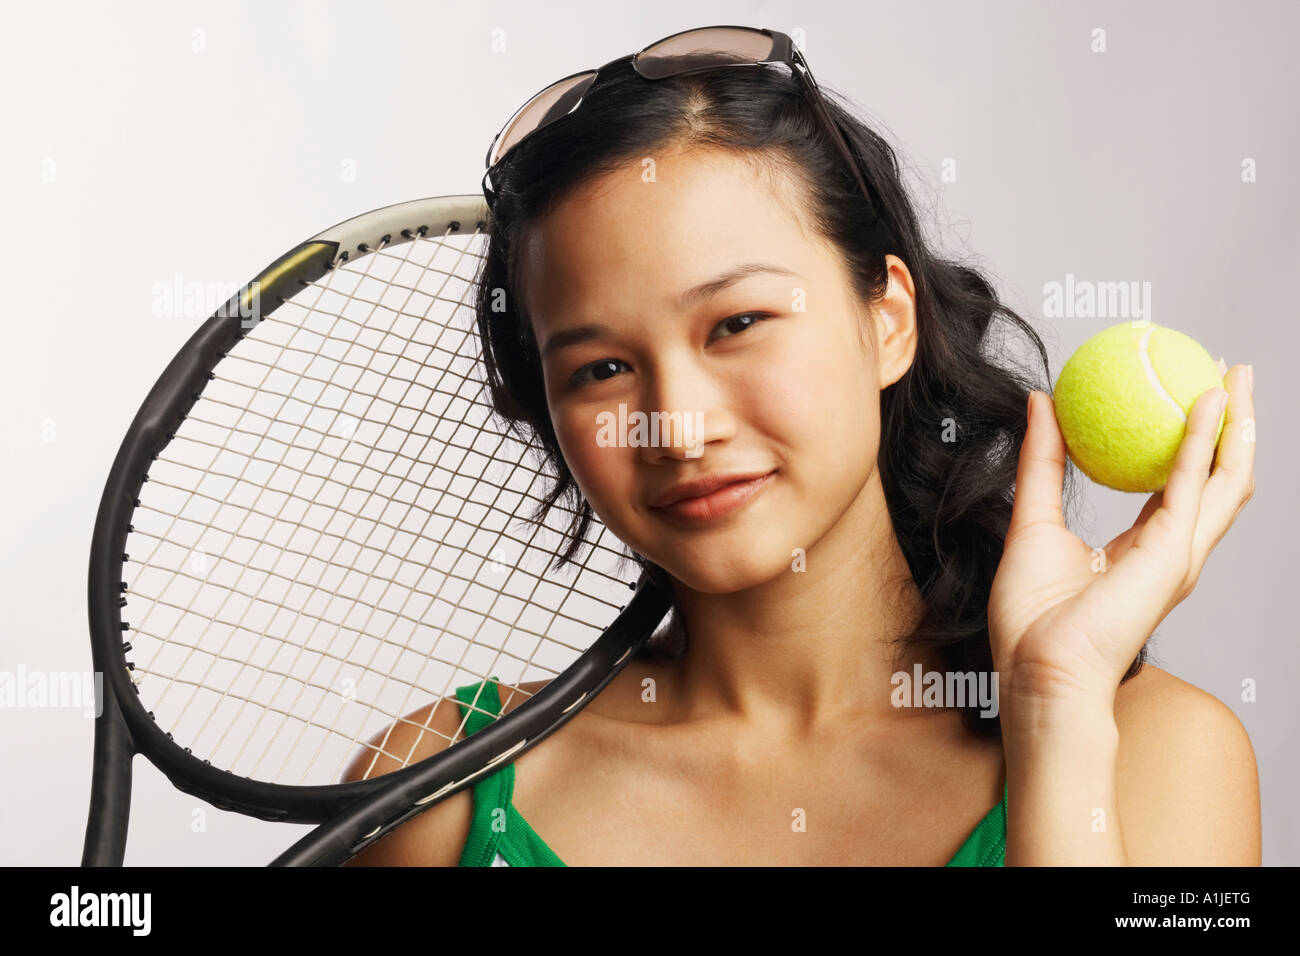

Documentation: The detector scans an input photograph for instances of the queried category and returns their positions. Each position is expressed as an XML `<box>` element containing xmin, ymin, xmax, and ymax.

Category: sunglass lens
<box><xmin>635</xmin><ymin>26</ymin><xmax>775</xmax><ymax>80</ymax></box>
<box><xmin>489</xmin><ymin>71</ymin><xmax>599</xmax><ymax>168</ymax></box>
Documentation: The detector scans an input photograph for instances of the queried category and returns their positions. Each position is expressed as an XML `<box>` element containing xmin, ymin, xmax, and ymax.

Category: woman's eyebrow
<box><xmin>676</xmin><ymin>262</ymin><xmax>800</xmax><ymax>310</ymax></box>
<box><xmin>539</xmin><ymin>262</ymin><xmax>800</xmax><ymax>360</ymax></box>
<box><xmin>540</xmin><ymin>324</ymin><xmax>609</xmax><ymax>360</ymax></box>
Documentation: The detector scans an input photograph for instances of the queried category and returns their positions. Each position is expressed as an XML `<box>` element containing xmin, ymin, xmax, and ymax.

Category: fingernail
<box><xmin>1247</xmin><ymin>363</ymin><xmax>1254</xmax><ymax>394</ymax></box>
<box><xmin>1217</xmin><ymin>356</ymin><xmax>1228</xmax><ymax>375</ymax></box>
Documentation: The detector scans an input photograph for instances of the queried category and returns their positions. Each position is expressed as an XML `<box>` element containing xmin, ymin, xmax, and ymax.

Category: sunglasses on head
<box><xmin>481</xmin><ymin>25</ymin><xmax>876</xmax><ymax>216</ymax></box>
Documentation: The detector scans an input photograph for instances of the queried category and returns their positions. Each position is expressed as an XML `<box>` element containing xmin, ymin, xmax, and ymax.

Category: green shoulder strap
<box><xmin>453</xmin><ymin>678</ymin><xmax>566</xmax><ymax>867</ymax></box>
<box><xmin>945</xmin><ymin>780</ymin><xmax>1007</xmax><ymax>867</ymax></box>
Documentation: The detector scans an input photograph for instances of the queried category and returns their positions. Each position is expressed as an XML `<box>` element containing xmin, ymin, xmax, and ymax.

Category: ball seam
<box><xmin>1138</xmin><ymin>324</ymin><xmax>1187</xmax><ymax>424</ymax></box>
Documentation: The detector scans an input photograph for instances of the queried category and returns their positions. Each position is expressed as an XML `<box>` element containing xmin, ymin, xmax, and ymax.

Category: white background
<box><xmin>2</xmin><ymin>0</ymin><xmax>1296</xmax><ymax>865</ymax></box>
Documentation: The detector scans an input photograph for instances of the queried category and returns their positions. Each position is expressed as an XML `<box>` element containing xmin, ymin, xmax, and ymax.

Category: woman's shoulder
<box><xmin>338</xmin><ymin>676</ymin><xmax>547</xmax><ymax>866</ymax></box>
<box><xmin>1112</xmin><ymin>662</ymin><xmax>1260</xmax><ymax>864</ymax></box>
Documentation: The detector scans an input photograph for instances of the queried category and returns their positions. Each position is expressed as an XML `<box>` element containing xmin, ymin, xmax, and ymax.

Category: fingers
<box><xmin>1196</xmin><ymin>363</ymin><xmax>1256</xmax><ymax>557</ymax></box>
<box><xmin>1158</xmin><ymin>381</ymin><xmax>1228</xmax><ymax>546</ymax></box>
<box><xmin>1071</xmin><ymin>390</ymin><xmax>1224</xmax><ymax>654</ymax></box>
<box><xmin>1095</xmin><ymin>364</ymin><xmax>1255</xmax><ymax>617</ymax></box>
<box><xmin>1008</xmin><ymin>391</ymin><xmax>1067</xmax><ymax>537</ymax></box>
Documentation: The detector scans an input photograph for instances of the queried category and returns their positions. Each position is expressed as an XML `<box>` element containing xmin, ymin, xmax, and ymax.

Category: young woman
<box><xmin>345</xmin><ymin>26</ymin><xmax>1260</xmax><ymax>866</ymax></box>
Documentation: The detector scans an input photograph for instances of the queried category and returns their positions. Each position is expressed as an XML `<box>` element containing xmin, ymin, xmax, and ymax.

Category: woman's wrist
<box><xmin>999</xmin><ymin>677</ymin><xmax>1125</xmax><ymax>865</ymax></box>
<box><xmin>1000</xmin><ymin>689</ymin><xmax>1119</xmax><ymax>742</ymax></box>
<box><xmin>998</xmin><ymin>660</ymin><xmax>1119</xmax><ymax>736</ymax></box>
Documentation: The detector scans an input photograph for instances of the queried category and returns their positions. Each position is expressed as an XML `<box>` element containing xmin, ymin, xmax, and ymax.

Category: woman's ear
<box><xmin>875</xmin><ymin>255</ymin><xmax>918</xmax><ymax>389</ymax></box>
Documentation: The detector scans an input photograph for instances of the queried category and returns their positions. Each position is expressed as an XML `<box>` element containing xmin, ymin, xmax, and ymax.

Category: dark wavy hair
<box><xmin>472</xmin><ymin>54</ymin><xmax>1146</xmax><ymax>738</ymax></box>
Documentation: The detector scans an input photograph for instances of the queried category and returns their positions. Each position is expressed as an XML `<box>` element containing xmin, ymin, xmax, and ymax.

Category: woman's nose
<box><xmin>635</xmin><ymin>361</ymin><xmax>734</xmax><ymax>464</ymax></box>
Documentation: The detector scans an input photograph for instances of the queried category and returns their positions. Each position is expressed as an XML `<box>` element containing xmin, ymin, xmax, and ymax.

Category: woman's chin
<box><xmin>644</xmin><ymin>557</ymin><xmax>792</xmax><ymax>597</ymax></box>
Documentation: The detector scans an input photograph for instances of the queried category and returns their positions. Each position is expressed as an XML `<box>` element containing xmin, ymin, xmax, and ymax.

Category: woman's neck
<box><xmin>669</xmin><ymin>467</ymin><xmax>935</xmax><ymax>737</ymax></box>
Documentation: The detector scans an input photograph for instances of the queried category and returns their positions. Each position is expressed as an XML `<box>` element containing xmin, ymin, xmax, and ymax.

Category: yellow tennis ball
<box><xmin>1052</xmin><ymin>321</ymin><xmax>1226</xmax><ymax>492</ymax></box>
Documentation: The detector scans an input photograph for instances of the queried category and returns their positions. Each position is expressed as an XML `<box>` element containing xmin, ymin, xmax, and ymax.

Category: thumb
<box><xmin>1007</xmin><ymin>391</ymin><xmax>1067</xmax><ymax>537</ymax></box>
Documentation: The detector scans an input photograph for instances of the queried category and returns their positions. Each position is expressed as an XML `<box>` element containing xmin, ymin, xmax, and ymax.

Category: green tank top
<box><xmin>454</xmin><ymin>679</ymin><xmax>1007</xmax><ymax>866</ymax></box>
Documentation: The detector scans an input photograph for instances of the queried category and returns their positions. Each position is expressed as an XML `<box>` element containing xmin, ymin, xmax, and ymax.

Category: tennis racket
<box><xmin>82</xmin><ymin>193</ymin><xmax>672</xmax><ymax>867</ymax></box>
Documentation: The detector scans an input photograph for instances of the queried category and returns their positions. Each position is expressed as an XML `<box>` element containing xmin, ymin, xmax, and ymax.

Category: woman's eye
<box><xmin>709</xmin><ymin>312</ymin><xmax>772</xmax><ymax>342</ymax></box>
<box><xmin>569</xmin><ymin>358</ymin><xmax>628</xmax><ymax>389</ymax></box>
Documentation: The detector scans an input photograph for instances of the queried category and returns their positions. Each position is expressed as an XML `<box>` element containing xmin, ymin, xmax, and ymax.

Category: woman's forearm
<box><xmin>1001</xmin><ymin>693</ymin><xmax>1124</xmax><ymax>866</ymax></box>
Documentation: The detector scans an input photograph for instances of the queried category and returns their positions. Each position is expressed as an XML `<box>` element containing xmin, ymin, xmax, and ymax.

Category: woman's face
<box><xmin>517</xmin><ymin>147</ymin><xmax>916</xmax><ymax>594</ymax></box>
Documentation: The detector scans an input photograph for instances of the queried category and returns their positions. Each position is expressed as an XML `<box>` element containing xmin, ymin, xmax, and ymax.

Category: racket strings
<box><xmin>133</xmin><ymin>226</ymin><xmax>598</xmax><ymax>785</ymax></box>
<box><xmin>239</xmin><ymin>226</ymin><xmax>592</xmax><ymax>780</ymax></box>
<box><xmin>252</xmin><ymin>235</ymin><xmax>625</xmax><ymax>779</ymax></box>
<box><xmin>134</xmin><ymin>224</ymin><xmax>476</xmax><ymax>779</ymax></box>
<box><xmin>193</xmin><ymin>227</ymin><xmax>564</xmax><ymax>780</ymax></box>
<box><xmin>121</xmin><ymin>220</ymin><xmax>638</xmax><ymax>786</ymax></box>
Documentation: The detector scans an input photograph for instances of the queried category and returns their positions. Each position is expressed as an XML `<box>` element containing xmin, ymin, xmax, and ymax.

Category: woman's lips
<box><xmin>652</xmin><ymin>471</ymin><xmax>775</xmax><ymax>526</ymax></box>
